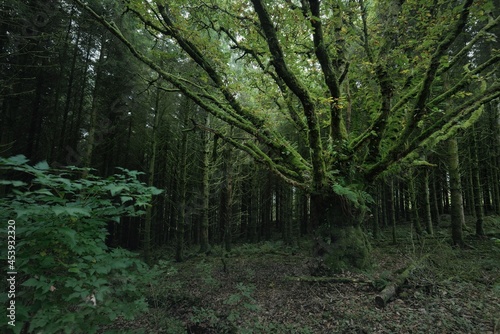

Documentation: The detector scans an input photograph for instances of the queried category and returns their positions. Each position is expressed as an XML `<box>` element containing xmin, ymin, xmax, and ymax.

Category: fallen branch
<box><xmin>285</xmin><ymin>276</ymin><xmax>372</xmax><ymax>284</ymax></box>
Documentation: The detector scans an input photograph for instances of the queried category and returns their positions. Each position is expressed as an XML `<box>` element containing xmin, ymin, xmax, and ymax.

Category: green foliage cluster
<box><xmin>0</xmin><ymin>155</ymin><xmax>162</xmax><ymax>334</ymax></box>
<box><xmin>331</xmin><ymin>183</ymin><xmax>374</xmax><ymax>214</ymax></box>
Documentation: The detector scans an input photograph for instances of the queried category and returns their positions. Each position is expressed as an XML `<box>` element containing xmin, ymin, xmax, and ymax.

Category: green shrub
<box><xmin>0</xmin><ymin>155</ymin><xmax>162</xmax><ymax>334</ymax></box>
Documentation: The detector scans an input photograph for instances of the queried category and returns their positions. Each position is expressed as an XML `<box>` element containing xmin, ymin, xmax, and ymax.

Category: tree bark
<box><xmin>374</xmin><ymin>257</ymin><xmax>427</xmax><ymax>308</ymax></box>
<box><xmin>448</xmin><ymin>138</ymin><xmax>465</xmax><ymax>247</ymax></box>
<box><xmin>387</xmin><ymin>180</ymin><xmax>397</xmax><ymax>244</ymax></box>
<box><xmin>144</xmin><ymin>85</ymin><xmax>161</xmax><ymax>264</ymax></box>
<box><xmin>311</xmin><ymin>192</ymin><xmax>371</xmax><ymax>271</ymax></box>
<box><xmin>199</xmin><ymin>113</ymin><xmax>211</xmax><ymax>253</ymax></box>
<box><xmin>423</xmin><ymin>168</ymin><xmax>433</xmax><ymax>235</ymax></box>
<box><xmin>219</xmin><ymin>131</ymin><xmax>234</xmax><ymax>252</ymax></box>
<box><xmin>409</xmin><ymin>173</ymin><xmax>423</xmax><ymax>237</ymax></box>
<box><xmin>430</xmin><ymin>168</ymin><xmax>441</xmax><ymax>227</ymax></box>
<box><xmin>471</xmin><ymin>125</ymin><xmax>485</xmax><ymax>236</ymax></box>
<box><xmin>175</xmin><ymin>101</ymin><xmax>190</xmax><ymax>262</ymax></box>
<box><xmin>82</xmin><ymin>34</ymin><xmax>106</xmax><ymax>176</ymax></box>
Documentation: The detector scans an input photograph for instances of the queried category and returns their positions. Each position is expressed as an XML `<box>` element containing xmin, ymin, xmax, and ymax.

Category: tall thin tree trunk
<box><xmin>430</xmin><ymin>168</ymin><xmax>441</xmax><ymax>227</ymax></box>
<box><xmin>409</xmin><ymin>174</ymin><xmax>422</xmax><ymax>237</ymax></box>
<box><xmin>144</xmin><ymin>86</ymin><xmax>161</xmax><ymax>263</ymax></box>
<box><xmin>372</xmin><ymin>184</ymin><xmax>380</xmax><ymax>240</ymax></box>
<box><xmin>471</xmin><ymin>125</ymin><xmax>485</xmax><ymax>236</ymax></box>
<box><xmin>68</xmin><ymin>35</ymin><xmax>92</xmax><ymax>155</ymax></box>
<box><xmin>82</xmin><ymin>35</ymin><xmax>106</xmax><ymax>176</ymax></box>
<box><xmin>387</xmin><ymin>179</ymin><xmax>397</xmax><ymax>244</ymax></box>
<box><xmin>423</xmin><ymin>168</ymin><xmax>433</xmax><ymax>235</ymax></box>
<box><xmin>26</xmin><ymin>74</ymin><xmax>44</xmax><ymax>160</ymax></box>
<box><xmin>249</xmin><ymin>169</ymin><xmax>259</xmax><ymax>242</ymax></box>
<box><xmin>199</xmin><ymin>113</ymin><xmax>211</xmax><ymax>253</ymax></box>
<box><xmin>448</xmin><ymin>138</ymin><xmax>465</xmax><ymax>247</ymax></box>
<box><xmin>488</xmin><ymin>101</ymin><xmax>500</xmax><ymax>214</ymax></box>
<box><xmin>175</xmin><ymin>104</ymin><xmax>190</xmax><ymax>262</ymax></box>
<box><xmin>58</xmin><ymin>29</ymin><xmax>80</xmax><ymax>161</ymax></box>
<box><xmin>220</xmin><ymin>135</ymin><xmax>233</xmax><ymax>252</ymax></box>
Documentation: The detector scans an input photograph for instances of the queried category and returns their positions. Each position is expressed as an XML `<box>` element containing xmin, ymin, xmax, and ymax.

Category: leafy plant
<box><xmin>331</xmin><ymin>183</ymin><xmax>374</xmax><ymax>212</ymax></box>
<box><xmin>0</xmin><ymin>155</ymin><xmax>162</xmax><ymax>334</ymax></box>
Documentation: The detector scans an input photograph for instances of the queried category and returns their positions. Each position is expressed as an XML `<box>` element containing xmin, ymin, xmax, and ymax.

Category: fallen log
<box><xmin>374</xmin><ymin>255</ymin><xmax>429</xmax><ymax>308</ymax></box>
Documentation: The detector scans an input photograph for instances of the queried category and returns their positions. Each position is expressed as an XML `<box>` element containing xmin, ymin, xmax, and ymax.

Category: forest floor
<box><xmin>109</xmin><ymin>215</ymin><xmax>500</xmax><ymax>334</ymax></box>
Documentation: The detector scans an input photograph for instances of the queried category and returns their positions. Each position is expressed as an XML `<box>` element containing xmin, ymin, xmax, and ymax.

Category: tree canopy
<box><xmin>73</xmin><ymin>0</ymin><xmax>499</xmax><ymax>194</ymax></box>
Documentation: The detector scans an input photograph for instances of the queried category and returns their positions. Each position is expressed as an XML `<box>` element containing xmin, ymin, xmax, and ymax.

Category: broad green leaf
<box><xmin>52</xmin><ymin>205</ymin><xmax>91</xmax><ymax>217</ymax></box>
<box><xmin>33</xmin><ymin>188</ymin><xmax>54</xmax><ymax>196</ymax></box>
<box><xmin>58</xmin><ymin>227</ymin><xmax>77</xmax><ymax>247</ymax></box>
<box><xmin>52</xmin><ymin>177</ymin><xmax>72</xmax><ymax>188</ymax></box>
<box><xmin>120</xmin><ymin>196</ymin><xmax>133</xmax><ymax>203</ymax></box>
<box><xmin>21</xmin><ymin>278</ymin><xmax>40</xmax><ymax>287</ymax></box>
<box><xmin>34</xmin><ymin>161</ymin><xmax>50</xmax><ymax>170</ymax></box>
<box><xmin>104</xmin><ymin>184</ymin><xmax>129</xmax><ymax>196</ymax></box>
<box><xmin>16</xmin><ymin>208</ymin><xmax>33</xmax><ymax>218</ymax></box>
<box><xmin>149</xmin><ymin>187</ymin><xmax>163</xmax><ymax>195</ymax></box>
<box><xmin>68</xmin><ymin>267</ymin><xmax>80</xmax><ymax>273</ymax></box>
<box><xmin>95</xmin><ymin>265</ymin><xmax>111</xmax><ymax>274</ymax></box>
<box><xmin>0</xmin><ymin>179</ymin><xmax>27</xmax><ymax>187</ymax></box>
<box><xmin>6</xmin><ymin>154</ymin><xmax>29</xmax><ymax>165</ymax></box>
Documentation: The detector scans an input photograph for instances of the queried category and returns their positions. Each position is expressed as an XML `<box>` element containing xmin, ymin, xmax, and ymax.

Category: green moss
<box><xmin>324</xmin><ymin>226</ymin><xmax>372</xmax><ymax>272</ymax></box>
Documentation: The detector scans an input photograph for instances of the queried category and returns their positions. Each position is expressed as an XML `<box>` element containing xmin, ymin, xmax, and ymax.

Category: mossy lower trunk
<box><xmin>311</xmin><ymin>192</ymin><xmax>371</xmax><ymax>272</ymax></box>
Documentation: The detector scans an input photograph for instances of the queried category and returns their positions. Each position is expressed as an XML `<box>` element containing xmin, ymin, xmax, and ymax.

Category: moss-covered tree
<box><xmin>72</xmin><ymin>0</ymin><xmax>500</xmax><ymax>268</ymax></box>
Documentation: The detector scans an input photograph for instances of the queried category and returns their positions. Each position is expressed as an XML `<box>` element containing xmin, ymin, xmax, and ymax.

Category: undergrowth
<box><xmin>0</xmin><ymin>155</ymin><xmax>162</xmax><ymax>334</ymax></box>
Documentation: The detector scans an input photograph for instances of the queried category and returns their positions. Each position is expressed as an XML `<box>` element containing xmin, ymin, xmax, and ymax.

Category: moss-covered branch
<box><xmin>307</xmin><ymin>0</ymin><xmax>346</xmax><ymax>142</ymax></box>
<box><xmin>365</xmin><ymin>82</ymin><xmax>500</xmax><ymax>181</ymax></box>
<box><xmin>251</xmin><ymin>0</ymin><xmax>326</xmax><ymax>190</ymax></box>
<box><xmin>219</xmin><ymin>27</ymin><xmax>309</xmax><ymax>141</ymax></box>
<box><xmin>428</xmin><ymin>53</ymin><xmax>500</xmax><ymax>107</ymax></box>
<box><xmin>443</xmin><ymin>13</ymin><xmax>500</xmax><ymax>75</ymax></box>
<box><xmin>191</xmin><ymin>119</ymin><xmax>308</xmax><ymax>190</ymax></box>
<box><xmin>72</xmin><ymin>0</ymin><xmax>310</xmax><ymax>187</ymax></box>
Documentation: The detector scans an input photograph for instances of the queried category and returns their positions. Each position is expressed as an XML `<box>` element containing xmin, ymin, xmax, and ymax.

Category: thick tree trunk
<box><xmin>448</xmin><ymin>138</ymin><xmax>465</xmax><ymax>247</ymax></box>
<box><xmin>311</xmin><ymin>191</ymin><xmax>371</xmax><ymax>271</ymax></box>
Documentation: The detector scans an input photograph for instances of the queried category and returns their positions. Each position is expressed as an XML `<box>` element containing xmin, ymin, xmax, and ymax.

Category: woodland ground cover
<box><xmin>103</xmin><ymin>215</ymin><xmax>500</xmax><ymax>334</ymax></box>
